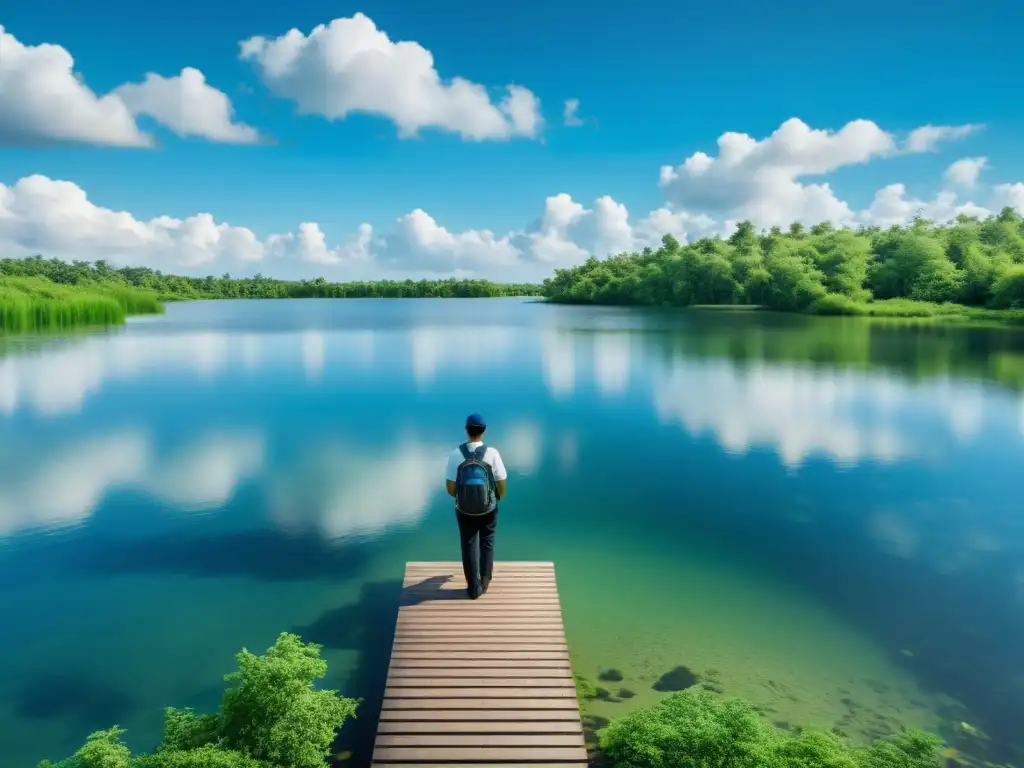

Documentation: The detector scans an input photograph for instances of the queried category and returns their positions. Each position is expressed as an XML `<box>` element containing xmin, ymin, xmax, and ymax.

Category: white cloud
<box><xmin>993</xmin><ymin>183</ymin><xmax>1024</xmax><ymax>213</ymax></box>
<box><xmin>943</xmin><ymin>157</ymin><xmax>988</xmax><ymax>189</ymax></box>
<box><xmin>563</xmin><ymin>98</ymin><xmax>583</xmax><ymax>127</ymax></box>
<box><xmin>904</xmin><ymin>123</ymin><xmax>984</xmax><ymax>153</ymax></box>
<box><xmin>0</xmin><ymin>26</ymin><xmax>254</xmax><ymax>147</ymax></box>
<box><xmin>0</xmin><ymin>25</ymin><xmax>150</xmax><ymax>147</ymax></box>
<box><xmin>113</xmin><ymin>68</ymin><xmax>260</xmax><ymax>144</ymax></box>
<box><xmin>658</xmin><ymin>117</ymin><xmax>982</xmax><ymax>229</ymax></box>
<box><xmin>1</xmin><ymin>116</ymin><xmax>1017</xmax><ymax>281</ymax></box>
<box><xmin>239</xmin><ymin>13</ymin><xmax>542</xmax><ymax>141</ymax></box>
<box><xmin>859</xmin><ymin>184</ymin><xmax>992</xmax><ymax>228</ymax></box>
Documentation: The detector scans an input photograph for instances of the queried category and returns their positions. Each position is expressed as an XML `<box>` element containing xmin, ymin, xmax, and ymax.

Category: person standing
<box><xmin>445</xmin><ymin>414</ymin><xmax>507</xmax><ymax>599</ymax></box>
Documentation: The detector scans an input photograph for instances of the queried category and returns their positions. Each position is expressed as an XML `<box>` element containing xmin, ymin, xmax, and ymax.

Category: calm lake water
<box><xmin>1</xmin><ymin>298</ymin><xmax>1023</xmax><ymax>767</ymax></box>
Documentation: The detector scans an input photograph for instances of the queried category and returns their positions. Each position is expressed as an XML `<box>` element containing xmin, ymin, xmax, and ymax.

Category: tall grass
<box><xmin>0</xmin><ymin>276</ymin><xmax>164</xmax><ymax>333</ymax></box>
<box><xmin>808</xmin><ymin>293</ymin><xmax>1024</xmax><ymax>326</ymax></box>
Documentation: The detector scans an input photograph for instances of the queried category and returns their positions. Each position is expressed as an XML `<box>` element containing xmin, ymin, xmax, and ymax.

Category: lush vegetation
<box><xmin>0</xmin><ymin>275</ymin><xmax>164</xmax><ymax>332</ymax></box>
<box><xmin>597</xmin><ymin>688</ymin><xmax>948</xmax><ymax>768</ymax></box>
<box><xmin>541</xmin><ymin>209</ymin><xmax>1024</xmax><ymax>323</ymax></box>
<box><xmin>35</xmin><ymin>633</ymin><xmax>358</xmax><ymax>768</ymax></box>
<box><xmin>1</xmin><ymin>256</ymin><xmax>540</xmax><ymax>301</ymax></box>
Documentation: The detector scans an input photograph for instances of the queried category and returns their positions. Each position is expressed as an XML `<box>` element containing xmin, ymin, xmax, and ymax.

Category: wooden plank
<box><xmin>377</xmin><ymin>734</ymin><xmax>584</xmax><ymax>747</ymax></box>
<box><xmin>391</xmin><ymin>643</ymin><xmax>568</xmax><ymax>652</ymax></box>
<box><xmin>372</xmin><ymin>746</ymin><xmax>587</xmax><ymax>761</ymax></box>
<box><xmin>382</xmin><ymin>697</ymin><xmax>580</xmax><ymax>710</ymax></box>
<box><xmin>386</xmin><ymin>676</ymin><xmax>573</xmax><ymax>687</ymax></box>
<box><xmin>388</xmin><ymin>667</ymin><xmax>571</xmax><ymax>677</ymax></box>
<box><xmin>389</xmin><ymin>659</ymin><xmax>572</xmax><ymax>669</ymax></box>
<box><xmin>390</xmin><ymin>650</ymin><xmax>570</xmax><ymax>661</ymax></box>
<box><xmin>373</xmin><ymin>561</ymin><xmax>584</xmax><ymax>763</ymax></box>
<box><xmin>384</xmin><ymin>687</ymin><xmax>576</xmax><ymax>698</ymax></box>
<box><xmin>378</xmin><ymin>720</ymin><xmax>583</xmax><ymax>733</ymax></box>
<box><xmin>379</xmin><ymin>709</ymin><xmax>581</xmax><ymax>721</ymax></box>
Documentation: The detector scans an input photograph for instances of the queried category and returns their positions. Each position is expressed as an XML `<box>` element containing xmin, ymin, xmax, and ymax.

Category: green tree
<box><xmin>218</xmin><ymin>632</ymin><xmax>359</xmax><ymax>768</ymax></box>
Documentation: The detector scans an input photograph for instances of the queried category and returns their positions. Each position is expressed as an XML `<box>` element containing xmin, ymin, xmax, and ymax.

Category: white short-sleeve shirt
<box><xmin>445</xmin><ymin>441</ymin><xmax>508</xmax><ymax>483</ymax></box>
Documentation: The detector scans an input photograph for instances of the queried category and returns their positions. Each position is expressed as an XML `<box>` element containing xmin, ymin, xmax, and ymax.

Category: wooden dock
<box><xmin>372</xmin><ymin>561</ymin><xmax>588</xmax><ymax>767</ymax></box>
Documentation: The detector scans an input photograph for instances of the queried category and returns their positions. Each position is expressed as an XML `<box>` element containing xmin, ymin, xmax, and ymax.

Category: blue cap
<box><xmin>466</xmin><ymin>413</ymin><xmax>487</xmax><ymax>429</ymax></box>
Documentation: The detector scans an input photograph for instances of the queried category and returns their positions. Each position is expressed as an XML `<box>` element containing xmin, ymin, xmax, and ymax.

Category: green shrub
<box><xmin>596</xmin><ymin>689</ymin><xmax>945</xmax><ymax>768</ymax></box>
<box><xmin>35</xmin><ymin>633</ymin><xmax>358</xmax><ymax>768</ymax></box>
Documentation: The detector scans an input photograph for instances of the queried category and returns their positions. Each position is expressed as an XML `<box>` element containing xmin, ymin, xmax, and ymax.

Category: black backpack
<box><xmin>455</xmin><ymin>443</ymin><xmax>498</xmax><ymax>516</ymax></box>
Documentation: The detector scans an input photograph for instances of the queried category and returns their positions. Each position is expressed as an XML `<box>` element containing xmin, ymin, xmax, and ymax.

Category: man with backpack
<box><xmin>445</xmin><ymin>413</ymin><xmax>507</xmax><ymax>599</ymax></box>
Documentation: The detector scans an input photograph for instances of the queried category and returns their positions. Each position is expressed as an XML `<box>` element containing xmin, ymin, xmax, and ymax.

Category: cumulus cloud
<box><xmin>239</xmin><ymin>13</ymin><xmax>542</xmax><ymax>141</ymax></box>
<box><xmin>658</xmin><ymin>117</ymin><xmax>983</xmax><ymax>229</ymax></box>
<box><xmin>943</xmin><ymin>157</ymin><xmax>988</xmax><ymax>189</ymax></box>
<box><xmin>113</xmin><ymin>68</ymin><xmax>260</xmax><ymax>144</ymax></box>
<box><xmin>859</xmin><ymin>184</ymin><xmax>992</xmax><ymax>228</ymax></box>
<box><xmin>563</xmin><ymin>98</ymin><xmax>583</xmax><ymax>127</ymax></box>
<box><xmin>0</xmin><ymin>26</ymin><xmax>256</xmax><ymax>146</ymax></box>
<box><xmin>904</xmin><ymin>123</ymin><xmax>984</xmax><ymax>153</ymax></box>
<box><xmin>0</xmin><ymin>25</ymin><xmax>149</xmax><ymax>147</ymax></box>
<box><xmin>2</xmin><ymin>116</ymin><xmax>1020</xmax><ymax>281</ymax></box>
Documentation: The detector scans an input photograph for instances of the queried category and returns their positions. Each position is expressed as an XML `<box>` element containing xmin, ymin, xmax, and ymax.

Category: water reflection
<box><xmin>300</xmin><ymin>331</ymin><xmax>325</xmax><ymax>382</ymax></box>
<box><xmin>0</xmin><ymin>431</ymin><xmax>264</xmax><ymax>537</ymax></box>
<box><xmin>266</xmin><ymin>437</ymin><xmax>446</xmax><ymax>541</ymax></box>
<box><xmin>541</xmin><ymin>330</ymin><xmax>575</xmax><ymax>399</ymax></box>
<box><xmin>593</xmin><ymin>332</ymin><xmax>631</xmax><ymax>397</ymax></box>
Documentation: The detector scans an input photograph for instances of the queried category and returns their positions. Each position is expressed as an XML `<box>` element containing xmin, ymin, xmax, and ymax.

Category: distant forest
<box><xmin>0</xmin><ymin>256</ymin><xmax>541</xmax><ymax>300</ymax></box>
<box><xmin>541</xmin><ymin>208</ymin><xmax>1024</xmax><ymax>316</ymax></box>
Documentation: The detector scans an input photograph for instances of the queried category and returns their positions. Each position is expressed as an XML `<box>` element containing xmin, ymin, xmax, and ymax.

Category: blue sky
<box><xmin>1</xmin><ymin>0</ymin><xmax>1022</xmax><ymax>280</ymax></box>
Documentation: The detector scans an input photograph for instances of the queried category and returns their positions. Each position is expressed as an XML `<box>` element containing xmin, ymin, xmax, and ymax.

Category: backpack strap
<box><xmin>459</xmin><ymin>442</ymin><xmax>470</xmax><ymax>460</ymax></box>
<box><xmin>473</xmin><ymin>445</ymin><xmax>487</xmax><ymax>460</ymax></box>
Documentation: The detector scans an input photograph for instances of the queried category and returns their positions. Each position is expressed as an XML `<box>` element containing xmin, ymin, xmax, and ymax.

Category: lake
<box><xmin>1</xmin><ymin>297</ymin><xmax>1023</xmax><ymax>767</ymax></box>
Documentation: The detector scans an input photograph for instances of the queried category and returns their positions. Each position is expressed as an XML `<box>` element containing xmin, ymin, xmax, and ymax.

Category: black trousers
<box><xmin>456</xmin><ymin>508</ymin><xmax>498</xmax><ymax>589</ymax></box>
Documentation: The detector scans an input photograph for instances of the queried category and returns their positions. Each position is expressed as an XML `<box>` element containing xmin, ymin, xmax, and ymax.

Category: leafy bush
<box><xmin>35</xmin><ymin>633</ymin><xmax>358</xmax><ymax>768</ymax></box>
<box><xmin>597</xmin><ymin>689</ymin><xmax>945</xmax><ymax>768</ymax></box>
<box><xmin>542</xmin><ymin>209</ymin><xmax>1024</xmax><ymax>320</ymax></box>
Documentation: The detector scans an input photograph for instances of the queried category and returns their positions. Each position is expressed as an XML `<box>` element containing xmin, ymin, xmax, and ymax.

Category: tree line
<box><xmin>541</xmin><ymin>208</ymin><xmax>1024</xmax><ymax>315</ymax></box>
<box><xmin>0</xmin><ymin>256</ymin><xmax>541</xmax><ymax>300</ymax></box>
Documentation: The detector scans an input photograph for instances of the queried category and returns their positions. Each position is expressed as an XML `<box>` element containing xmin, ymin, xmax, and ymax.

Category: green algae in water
<box><xmin>653</xmin><ymin>665</ymin><xmax>700</xmax><ymax>691</ymax></box>
<box><xmin>598</xmin><ymin>668</ymin><xmax>624</xmax><ymax>682</ymax></box>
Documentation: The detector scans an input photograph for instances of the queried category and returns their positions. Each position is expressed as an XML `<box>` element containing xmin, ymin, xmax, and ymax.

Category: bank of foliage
<box><xmin>0</xmin><ymin>275</ymin><xmax>163</xmax><ymax>332</ymax></box>
<box><xmin>542</xmin><ymin>209</ymin><xmax>1024</xmax><ymax>320</ymax></box>
<box><xmin>36</xmin><ymin>633</ymin><xmax>358</xmax><ymax>768</ymax></box>
<box><xmin>0</xmin><ymin>256</ymin><xmax>540</xmax><ymax>301</ymax></box>
<box><xmin>599</xmin><ymin>688</ymin><xmax>945</xmax><ymax>768</ymax></box>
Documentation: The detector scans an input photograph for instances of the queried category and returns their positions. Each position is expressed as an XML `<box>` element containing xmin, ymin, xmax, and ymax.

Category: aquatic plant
<box><xmin>652</xmin><ymin>665</ymin><xmax>700</xmax><ymax>692</ymax></box>
<box><xmin>599</xmin><ymin>668</ymin><xmax>625</xmax><ymax>682</ymax></box>
<box><xmin>34</xmin><ymin>632</ymin><xmax>358</xmax><ymax>768</ymax></box>
<box><xmin>597</xmin><ymin>688</ymin><xmax>947</xmax><ymax>768</ymax></box>
<box><xmin>0</xmin><ymin>275</ymin><xmax>163</xmax><ymax>333</ymax></box>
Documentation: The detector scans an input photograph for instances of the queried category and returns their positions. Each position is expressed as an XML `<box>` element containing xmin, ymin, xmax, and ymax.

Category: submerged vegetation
<box><xmin>541</xmin><ymin>210</ymin><xmax>1024</xmax><ymax>323</ymax></box>
<box><xmin>597</xmin><ymin>688</ymin><xmax>947</xmax><ymax>768</ymax></box>
<box><xmin>35</xmin><ymin>633</ymin><xmax>358</xmax><ymax>768</ymax></box>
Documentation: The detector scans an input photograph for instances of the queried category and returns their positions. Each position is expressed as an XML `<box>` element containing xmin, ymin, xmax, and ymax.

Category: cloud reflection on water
<box><xmin>266</xmin><ymin>437</ymin><xmax>447</xmax><ymax>541</ymax></box>
<box><xmin>0</xmin><ymin>431</ymin><xmax>265</xmax><ymax>537</ymax></box>
<box><xmin>593</xmin><ymin>332</ymin><xmax>631</xmax><ymax>397</ymax></box>
<box><xmin>653</xmin><ymin>360</ymin><xmax>911</xmax><ymax>467</ymax></box>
